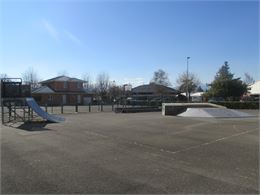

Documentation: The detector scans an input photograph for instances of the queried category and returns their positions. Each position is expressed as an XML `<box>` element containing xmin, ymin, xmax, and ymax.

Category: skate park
<box><xmin>2</xmin><ymin>1</ymin><xmax>259</xmax><ymax>193</ymax></box>
<box><xmin>1</xmin><ymin>79</ymin><xmax>259</xmax><ymax>194</ymax></box>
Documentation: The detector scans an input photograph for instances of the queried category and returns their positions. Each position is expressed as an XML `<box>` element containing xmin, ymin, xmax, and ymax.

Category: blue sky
<box><xmin>0</xmin><ymin>0</ymin><xmax>259</xmax><ymax>87</ymax></box>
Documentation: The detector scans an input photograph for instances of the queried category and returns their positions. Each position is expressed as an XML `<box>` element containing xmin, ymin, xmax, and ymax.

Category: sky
<box><xmin>0</xmin><ymin>0</ymin><xmax>259</xmax><ymax>87</ymax></box>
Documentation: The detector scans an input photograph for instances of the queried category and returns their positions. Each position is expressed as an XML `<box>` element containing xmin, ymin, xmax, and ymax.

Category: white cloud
<box><xmin>42</xmin><ymin>19</ymin><xmax>59</xmax><ymax>41</ymax></box>
<box><xmin>41</xmin><ymin>19</ymin><xmax>82</xmax><ymax>46</ymax></box>
<box><xmin>64</xmin><ymin>30</ymin><xmax>81</xmax><ymax>45</ymax></box>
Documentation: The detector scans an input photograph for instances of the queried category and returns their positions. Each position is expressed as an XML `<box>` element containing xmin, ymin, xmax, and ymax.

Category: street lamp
<box><xmin>186</xmin><ymin>57</ymin><xmax>190</xmax><ymax>102</ymax></box>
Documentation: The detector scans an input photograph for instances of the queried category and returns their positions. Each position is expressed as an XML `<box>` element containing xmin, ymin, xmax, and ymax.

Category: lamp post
<box><xmin>186</xmin><ymin>57</ymin><xmax>190</xmax><ymax>102</ymax></box>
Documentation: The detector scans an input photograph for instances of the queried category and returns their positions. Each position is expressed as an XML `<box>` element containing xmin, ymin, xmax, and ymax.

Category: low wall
<box><xmin>162</xmin><ymin>103</ymin><xmax>225</xmax><ymax>116</ymax></box>
<box><xmin>115</xmin><ymin>106</ymin><xmax>161</xmax><ymax>113</ymax></box>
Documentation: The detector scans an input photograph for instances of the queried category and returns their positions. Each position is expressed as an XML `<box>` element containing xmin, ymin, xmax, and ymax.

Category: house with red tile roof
<box><xmin>32</xmin><ymin>76</ymin><xmax>93</xmax><ymax>105</ymax></box>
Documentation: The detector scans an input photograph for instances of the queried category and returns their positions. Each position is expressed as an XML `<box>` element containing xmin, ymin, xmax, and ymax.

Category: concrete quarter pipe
<box><xmin>178</xmin><ymin>108</ymin><xmax>254</xmax><ymax>118</ymax></box>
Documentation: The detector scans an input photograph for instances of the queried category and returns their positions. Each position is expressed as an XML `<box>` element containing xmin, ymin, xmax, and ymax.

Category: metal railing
<box><xmin>1</xmin><ymin>98</ymin><xmax>34</xmax><ymax>124</ymax></box>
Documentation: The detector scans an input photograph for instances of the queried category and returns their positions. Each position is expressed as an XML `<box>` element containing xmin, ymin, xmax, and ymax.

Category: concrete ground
<box><xmin>1</xmin><ymin>110</ymin><xmax>259</xmax><ymax>194</ymax></box>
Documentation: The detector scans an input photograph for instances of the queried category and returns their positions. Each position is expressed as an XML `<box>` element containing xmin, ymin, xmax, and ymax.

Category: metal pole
<box><xmin>186</xmin><ymin>57</ymin><xmax>190</xmax><ymax>102</ymax></box>
<box><xmin>1</xmin><ymin>100</ymin><xmax>4</xmax><ymax>124</ymax></box>
<box><xmin>31</xmin><ymin>109</ymin><xmax>33</xmax><ymax>120</ymax></box>
<box><xmin>61</xmin><ymin>103</ymin><xmax>63</xmax><ymax>114</ymax></box>
<box><xmin>8</xmin><ymin>102</ymin><xmax>11</xmax><ymax>122</ymax></box>
<box><xmin>75</xmin><ymin>103</ymin><xmax>78</xmax><ymax>113</ymax></box>
<box><xmin>14</xmin><ymin>104</ymin><xmax>16</xmax><ymax>121</ymax></box>
<box><xmin>23</xmin><ymin>107</ymin><xmax>25</xmax><ymax>121</ymax></box>
<box><xmin>51</xmin><ymin>101</ymin><xmax>53</xmax><ymax>113</ymax></box>
<box><xmin>28</xmin><ymin>107</ymin><xmax>31</xmax><ymax>121</ymax></box>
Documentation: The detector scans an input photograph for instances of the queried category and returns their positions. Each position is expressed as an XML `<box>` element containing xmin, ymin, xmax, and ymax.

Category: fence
<box><xmin>40</xmin><ymin>103</ymin><xmax>132</xmax><ymax>114</ymax></box>
<box><xmin>40</xmin><ymin>102</ymin><xmax>164</xmax><ymax>114</ymax></box>
<box><xmin>1</xmin><ymin>99</ymin><xmax>163</xmax><ymax>124</ymax></box>
<box><xmin>1</xmin><ymin>98</ymin><xmax>33</xmax><ymax>124</ymax></box>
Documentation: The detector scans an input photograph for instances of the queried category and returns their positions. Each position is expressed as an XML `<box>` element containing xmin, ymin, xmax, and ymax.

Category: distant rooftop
<box><xmin>132</xmin><ymin>83</ymin><xmax>179</xmax><ymax>94</ymax></box>
<box><xmin>32</xmin><ymin>86</ymin><xmax>55</xmax><ymax>94</ymax></box>
<box><xmin>40</xmin><ymin>76</ymin><xmax>85</xmax><ymax>83</ymax></box>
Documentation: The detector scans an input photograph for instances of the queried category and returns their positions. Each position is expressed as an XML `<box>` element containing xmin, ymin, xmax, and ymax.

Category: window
<box><xmin>64</xmin><ymin>82</ymin><xmax>68</xmax><ymax>89</ymax></box>
<box><xmin>77</xmin><ymin>82</ymin><xmax>81</xmax><ymax>89</ymax></box>
<box><xmin>48</xmin><ymin>95</ymin><xmax>53</xmax><ymax>102</ymax></box>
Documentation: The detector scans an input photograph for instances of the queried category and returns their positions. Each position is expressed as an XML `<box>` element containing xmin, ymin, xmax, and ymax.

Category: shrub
<box><xmin>212</xmin><ymin>101</ymin><xmax>259</xmax><ymax>109</ymax></box>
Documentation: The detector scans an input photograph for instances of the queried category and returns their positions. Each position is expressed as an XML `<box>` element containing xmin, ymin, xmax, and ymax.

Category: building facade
<box><xmin>129</xmin><ymin>83</ymin><xmax>182</xmax><ymax>105</ymax></box>
<box><xmin>32</xmin><ymin>76</ymin><xmax>93</xmax><ymax>105</ymax></box>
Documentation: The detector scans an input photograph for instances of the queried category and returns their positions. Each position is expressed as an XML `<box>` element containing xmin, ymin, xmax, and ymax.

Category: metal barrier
<box><xmin>1</xmin><ymin>98</ymin><xmax>33</xmax><ymax>124</ymax></box>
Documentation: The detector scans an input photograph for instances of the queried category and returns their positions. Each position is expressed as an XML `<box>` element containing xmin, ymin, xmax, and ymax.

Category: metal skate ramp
<box><xmin>26</xmin><ymin>98</ymin><xmax>65</xmax><ymax>123</ymax></box>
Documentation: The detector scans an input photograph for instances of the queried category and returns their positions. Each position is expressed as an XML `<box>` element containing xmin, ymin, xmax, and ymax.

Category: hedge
<box><xmin>212</xmin><ymin>101</ymin><xmax>259</xmax><ymax>109</ymax></box>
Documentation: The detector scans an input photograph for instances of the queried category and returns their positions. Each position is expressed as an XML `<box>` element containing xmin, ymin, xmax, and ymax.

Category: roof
<box><xmin>84</xmin><ymin>88</ymin><xmax>95</xmax><ymax>94</ymax></box>
<box><xmin>40</xmin><ymin>76</ymin><xmax>85</xmax><ymax>83</ymax></box>
<box><xmin>32</xmin><ymin>86</ymin><xmax>55</xmax><ymax>94</ymax></box>
<box><xmin>132</xmin><ymin>83</ymin><xmax>179</xmax><ymax>94</ymax></box>
<box><xmin>249</xmin><ymin>80</ymin><xmax>260</xmax><ymax>95</ymax></box>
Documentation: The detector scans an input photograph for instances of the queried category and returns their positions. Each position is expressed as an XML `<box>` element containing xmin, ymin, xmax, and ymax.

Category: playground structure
<box><xmin>1</xmin><ymin>78</ymin><xmax>65</xmax><ymax>124</ymax></box>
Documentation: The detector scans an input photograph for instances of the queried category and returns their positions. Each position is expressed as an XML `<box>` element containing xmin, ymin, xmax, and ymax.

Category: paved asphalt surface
<box><xmin>1</xmin><ymin>110</ymin><xmax>259</xmax><ymax>194</ymax></box>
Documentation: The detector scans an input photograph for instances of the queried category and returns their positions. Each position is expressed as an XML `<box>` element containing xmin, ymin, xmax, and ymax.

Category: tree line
<box><xmin>147</xmin><ymin>61</ymin><xmax>254</xmax><ymax>101</ymax></box>
<box><xmin>0</xmin><ymin>61</ymin><xmax>255</xmax><ymax>102</ymax></box>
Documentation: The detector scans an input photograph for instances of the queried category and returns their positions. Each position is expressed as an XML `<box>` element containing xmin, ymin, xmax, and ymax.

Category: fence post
<box><xmin>101</xmin><ymin>103</ymin><xmax>103</xmax><ymax>112</ymax></box>
<box><xmin>1</xmin><ymin>100</ymin><xmax>4</xmax><ymax>124</ymax></box>
<box><xmin>61</xmin><ymin>103</ymin><xmax>63</xmax><ymax>114</ymax></box>
<box><xmin>8</xmin><ymin>102</ymin><xmax>11</xmax><ymax>121</ymax></box>
<box><xmin>23</xmin><ymin>107</ymin><xmax>25</xmax><ymax>122</ymax></box>
<box><xmin>31</xmin><ymin>108</ymin><xmax>33</xmax><ymax>120</ymax></box>
<box><xmin>89</xmin><ymin>103</ymin><xmax>91</xmax><ymax>112</ymax></box>
<box><xmin>75</xmin><ymin>103</ymin><xmax>78</xmax><ymax>113</ymax></box>
<box><xmin>112</xmin><ymin>103</ymin><xmax>114</xmax><ymax>111</ymax></box>
<box><xmin>45</xmin><ymin>104</ymin><xmax>48</xmax><ymax>112</ymax></box>
<box><xmin>28</xmin><ymin>107</ymin><xmax>31</xmax><ymax>121</ymax></box>
<box><xmin>14</xmin><ymin>104</ymin><xmax>16</xmax><ymax>120</ymax></box>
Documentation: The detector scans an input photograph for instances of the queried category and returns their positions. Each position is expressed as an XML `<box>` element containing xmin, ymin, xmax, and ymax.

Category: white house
<box><xmin>248</xmin><ymin>81</ymin><xmax>260</xmax><ymax>101</ymax></box>
<box><xmin>181</xmin><ymin>92</ymin><xmax>204</xmax><ymax>102</ymax></box>
<box><xmin>249</xmin><ymin>80</ymin><xmax>260</xmax><ymax>95</ymax></box>
<box><xmin>191</xmin><ymin>92</ymin><xmax>204</xmax><ymax>102</ymax></box>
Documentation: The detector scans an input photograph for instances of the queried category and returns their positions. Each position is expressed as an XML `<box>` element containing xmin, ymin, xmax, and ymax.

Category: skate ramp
<box><xmin>26</xmin><ymin>98</ymin><xmax>65</xmax><ymax>123</ymax></box>
<box><xmin>178</xmin><ymin>108</ymin><xmax>254</xmax><ymax>118</ymax></box>
<box><xmin>162</xmin><ymin>103</ymin><xmax>225</xmax><ymax>116</ymax></box>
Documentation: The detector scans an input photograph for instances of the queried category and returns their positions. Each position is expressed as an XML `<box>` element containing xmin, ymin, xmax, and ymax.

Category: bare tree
<box><xmin>22</xmin><ymin>67</ymin><xmax>40</xmax><ymax>89</ymax></box>
<box><xmin>0</xmin><ymin>73</ymin><xmax>8</xmax><ymax>79</ymax></box>
<box><xmin>244</xmin><ymin>73</ymin><xmax>254</xmax><ymax>85</ymax></box>
<box><xmin>151</xmin><ymin>69</ymin><xmax>171</xmax><ymax>86</ymax></box>
<box><xmin>176</xmin><ymin>72</ymin><xmax>200</xmax><ymax>100</ymax></box>
<box><xmin>108</xmin><ymin>81</ymin><xmax>124</xmax><ymax>103</ymax></box>
<box><xmin>82</xmin><ymin>73</ymin><xmax>92</xmax><ymax>90</ymax></box>
<box><xmin>96</xmin><ymin>72</ymin><xmax>110</xmax><ymax>102</ymax></box>
<box><xmin>0</xmin><ymin>73</ymin><xmax>10</xmax><ymax>83</ymax></box>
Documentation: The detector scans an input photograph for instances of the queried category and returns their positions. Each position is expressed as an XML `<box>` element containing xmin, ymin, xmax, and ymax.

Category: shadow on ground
<box><xmin>16</xmin><ymin>121</ymin><xmax>52</xmax><ymax>131</ymax></box>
